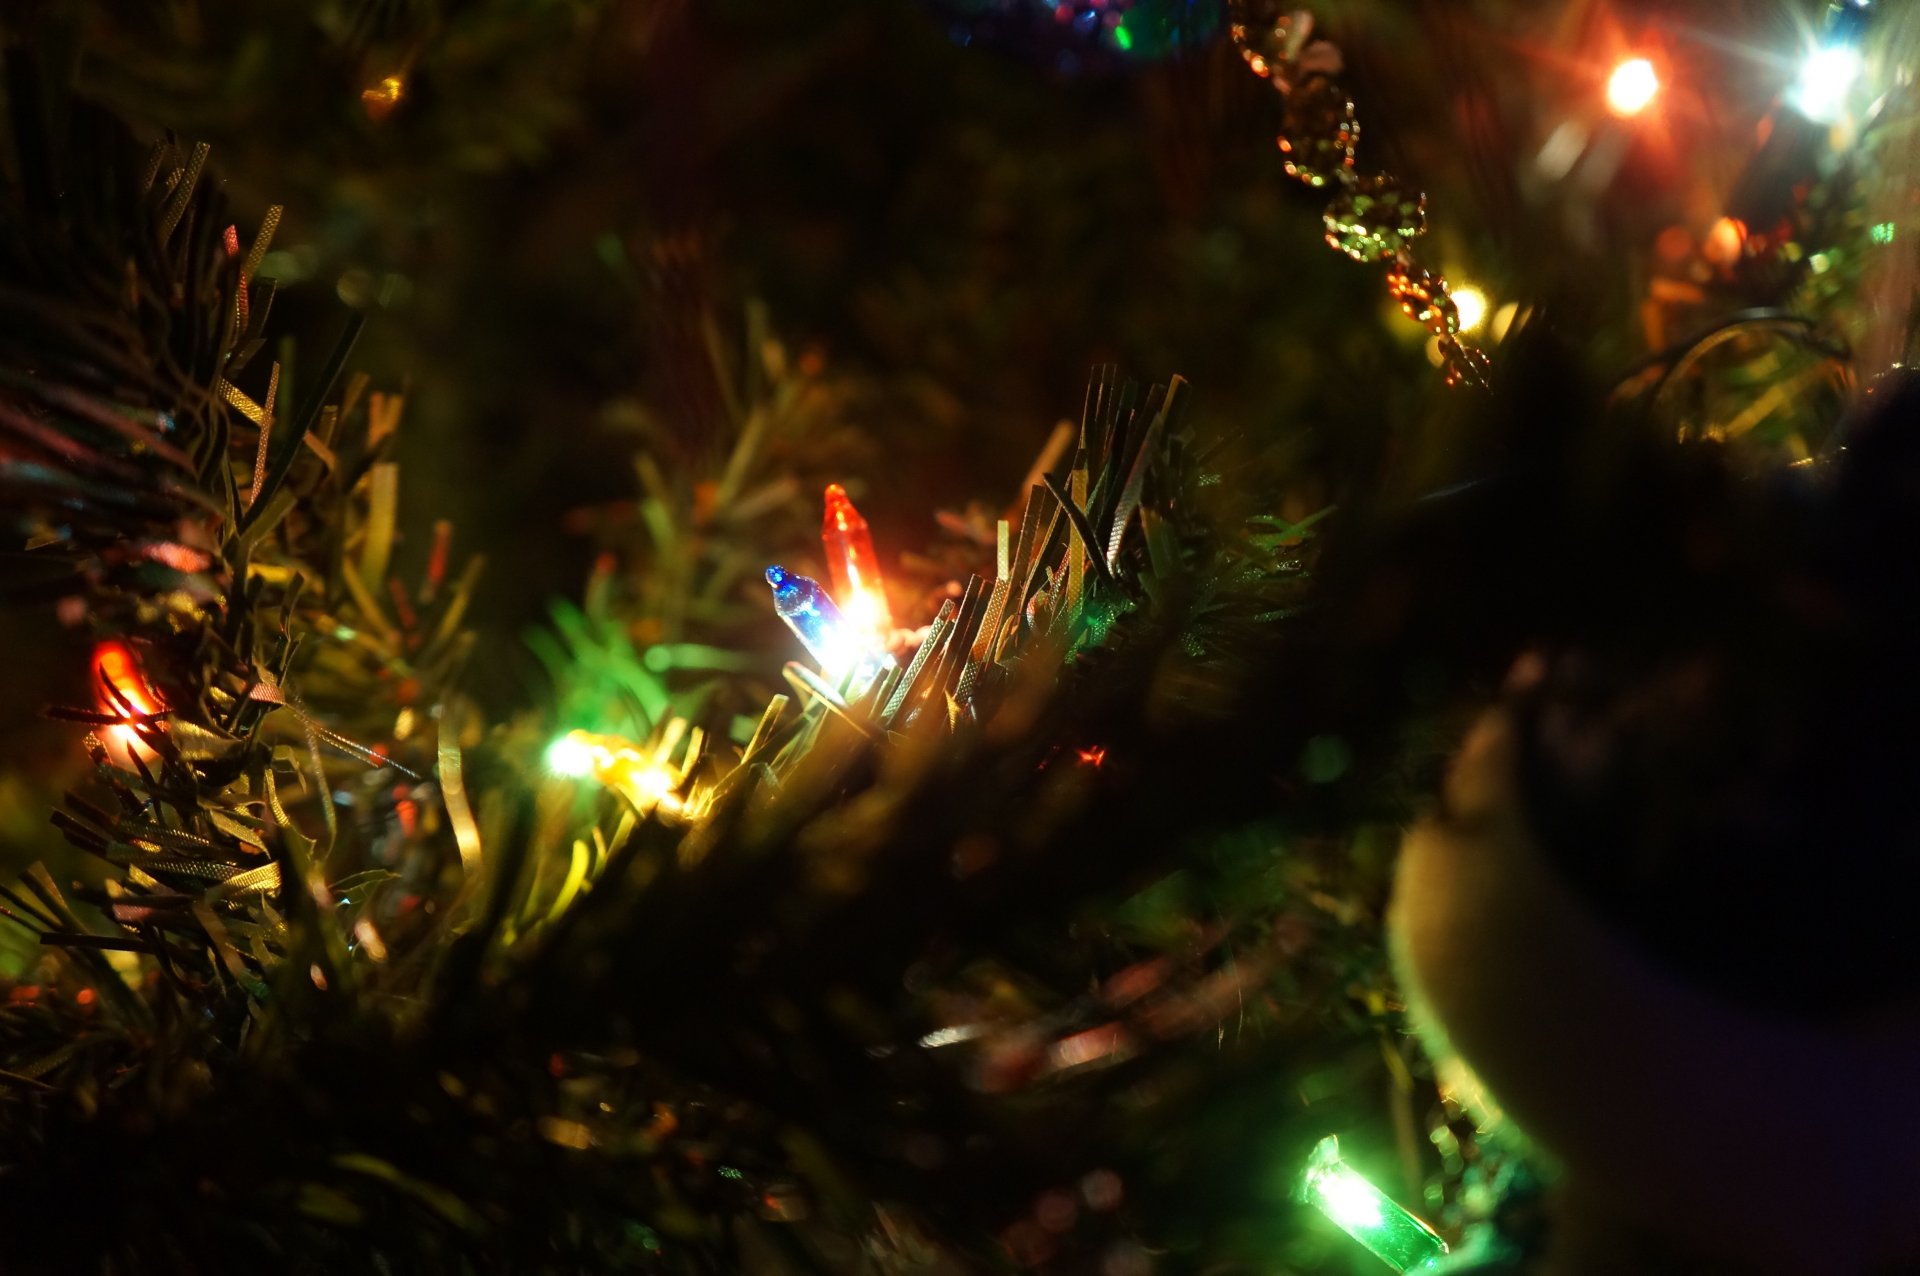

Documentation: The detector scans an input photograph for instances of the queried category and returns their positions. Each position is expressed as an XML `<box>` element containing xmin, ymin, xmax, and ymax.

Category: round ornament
<box><xmin>1392</xmin><ymin>375</ymin><xmax>1920</xmax><ymax>1272</ymax></box>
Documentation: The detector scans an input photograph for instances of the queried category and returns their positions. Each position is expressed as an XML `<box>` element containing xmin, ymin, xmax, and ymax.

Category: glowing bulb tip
<box><xmin>1606</xmin><ymin>57</ymin><xmax>1659</xmax><ymax>117</ymax></box>
<box><xmin>545</xmin><ymin>731</ymin><xmax>597</xmax><ymax>777</ymax></box>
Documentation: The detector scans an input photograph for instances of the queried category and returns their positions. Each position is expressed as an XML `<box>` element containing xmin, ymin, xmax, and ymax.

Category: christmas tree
<box><xmin>0</xmin><ymin>1</ymin><xmax>1915</xmax><ymax>1272</ymax></box>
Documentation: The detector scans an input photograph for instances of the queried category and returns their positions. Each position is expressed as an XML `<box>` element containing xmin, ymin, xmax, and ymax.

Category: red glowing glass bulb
<box><xmin>821</xmin><ymin>483</ymin><xmax>892</xmax><ymax>634</ymax></box>
<box><xmin>92</xmin><ymin>640</ymin><xmax>164</xmax><ymax>762</ymax></box>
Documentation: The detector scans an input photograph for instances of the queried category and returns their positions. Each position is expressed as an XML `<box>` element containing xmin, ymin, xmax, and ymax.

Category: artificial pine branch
<box><xmin>0</xmin><ymin>54</ymin><xmax>1406</xmax><ymax>1274</ymax></box>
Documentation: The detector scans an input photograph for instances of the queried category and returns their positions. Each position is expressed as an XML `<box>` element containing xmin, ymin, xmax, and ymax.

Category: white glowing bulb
<box><xmin>1452</xmin><ymin>286</ymin><xmax>1488</xmax><ymax>334</ymax></box>
<box><xmin>1606</xmin><ymin>57</ymin><xmax>1659</xmax><ymax>117</ymax></box>
<box><xmin>1791</xmin><ymin>43</ymin><xmax>1863</xmax><ymax>124</ymax></box>
<box><xmin>840</xmin><ymin>588</ymin><xmax>890</xmax><ymax>642</ymax></box>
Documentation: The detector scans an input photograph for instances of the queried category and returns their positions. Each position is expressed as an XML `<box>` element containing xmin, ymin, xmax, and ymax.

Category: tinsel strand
<box><xmin>1229</xmin><ymin>3</ymin><xmax>1491</xmax><ymax>388</ymax></box>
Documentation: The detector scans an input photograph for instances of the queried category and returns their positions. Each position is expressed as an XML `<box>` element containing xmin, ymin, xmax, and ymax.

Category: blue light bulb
<box><xmin>766</xmin><ymin>566</ymin><xmax>890</xmax><ymax>691</ymax></box>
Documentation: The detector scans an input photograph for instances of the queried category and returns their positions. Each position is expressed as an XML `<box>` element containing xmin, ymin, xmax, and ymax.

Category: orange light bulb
<box><xmin>1606</xmin><ymin>57</ymin><xmax>1659</xmax><ymax>117</ymax></box>
<box><xmin>92</xmin><ymin>640</ymin><xmax>164</xmax><ymax>763</ymax></box>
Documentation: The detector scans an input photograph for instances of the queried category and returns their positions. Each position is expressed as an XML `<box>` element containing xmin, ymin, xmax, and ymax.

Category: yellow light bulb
<box><xmin>625</xmin><ymin>763</ymin><xmax>683</xmax><ymax>812</ymax></box>
<box><xmin>1451</xmin><ymin>285</ymin><xmax>1488</xmax><ymax>334</ymax></box>
<box><xmin>546</xmin><ymin>729</ymin><xmax>690</xmax><ymax>816</ymax></box>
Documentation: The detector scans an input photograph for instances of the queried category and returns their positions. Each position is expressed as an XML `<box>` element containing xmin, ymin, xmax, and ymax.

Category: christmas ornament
<box><xmin>1391</xmin><ymin>376</ymin><xmax>1920</xmax><ymax>1273</ymax></box>
<box><xmin>925</xmin><ymin>0</ymin><xmax>1222</xmax><ymax>72</ymax></box>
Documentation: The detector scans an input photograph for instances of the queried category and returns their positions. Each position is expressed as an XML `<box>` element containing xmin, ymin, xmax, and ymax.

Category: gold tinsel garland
<box><xmin>1230</xmin><ymin>4</ymin><xmax>1491</xmax><ymax>388</ymax></box>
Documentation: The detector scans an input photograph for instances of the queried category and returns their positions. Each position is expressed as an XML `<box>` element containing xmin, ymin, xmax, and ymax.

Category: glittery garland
<box><xmin>1229</xmin><ymin>4</ymin><xmax>1491</xmax><ymax>388</ymax></box>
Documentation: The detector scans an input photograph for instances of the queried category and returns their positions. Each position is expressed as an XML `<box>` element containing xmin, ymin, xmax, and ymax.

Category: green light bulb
<box><xmin>545</xmin><ymin>731</ymin><xmax>596</xmax><ymax>777</ymax></box>
<box><xmin>1300</xmin><ymin>1136</ymin><xmax>1448</xmax><ymax>1273</ymax></box>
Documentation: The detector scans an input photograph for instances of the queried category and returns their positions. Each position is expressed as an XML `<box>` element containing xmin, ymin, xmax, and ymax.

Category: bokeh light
<box><xmin>1606</xmin><ymin>57</ymin><xmax>1660</xmax><ymax>117</ymax></box>
<box><xmin>545</xmin><ymin>731</ymin><xmax>596</xmax><ymax>776</ymax></box>
<box><xmin>1451</xmin><ymin>285</ymin><xmax>1489</xmax><ymax>334</ymax></box>
<box><xmin>1791</xmin><ymin>43</ymin><xmax>1862</xmax><ymax>124</ymax></box>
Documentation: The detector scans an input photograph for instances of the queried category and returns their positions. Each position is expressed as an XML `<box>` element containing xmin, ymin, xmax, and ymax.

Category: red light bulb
<box><xmin>821</xmin><ymin>483</ymin><xmax>893</xmax><ymax>635</ymax></box>
<box><xmin>92</xmin><ymin>640</ymin><xmax>164</xmax><ymax>763</ymax></box>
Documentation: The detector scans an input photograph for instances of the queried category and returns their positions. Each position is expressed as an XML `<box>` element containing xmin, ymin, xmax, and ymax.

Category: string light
<box><xmin>1791</xmin><ymin>42</ymin><xmax>1863</xmax><ymax>124</ymax></box>
<box><xmin>1605</xmin><ymin>57</ymin><xmax>1660</xmax><ymax>117</ymax></box>
<box><xmin>544</xmin><ymin>732</ymin><xmax>598</xmax><ymax>777</ymax></box>
<box><xmin>1300</xmin><ymin>1136</ymin><xmax>1448</xmax><ymax>1272</ymax></box>
<box><xmin>545</xmin><ymin>728</ymin><xmax>688</xmax><ymax>816</ymax></box>
<box><xmin>1702</xmin><ymin>216</ymin><xmax>1749</xmax><ymax>267</ymax></box>
<box><xmin>765</xmin><ymin>566</ymin><xmax>891</xmax><ymax>693</ymax></box>
<box><xmin>361</xmin><ymin>74</ymin><xmax>406</xmax><ymax>122</ymax></box>
<box><xmin>822</xmin><ymin>484</ymin><xmax>893</xmax><ymax>638</ymax></box>
<box><xmin>92</xmin><ymin>640</ymin><xmax>163</xmax><ymax>763</ymax></box>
